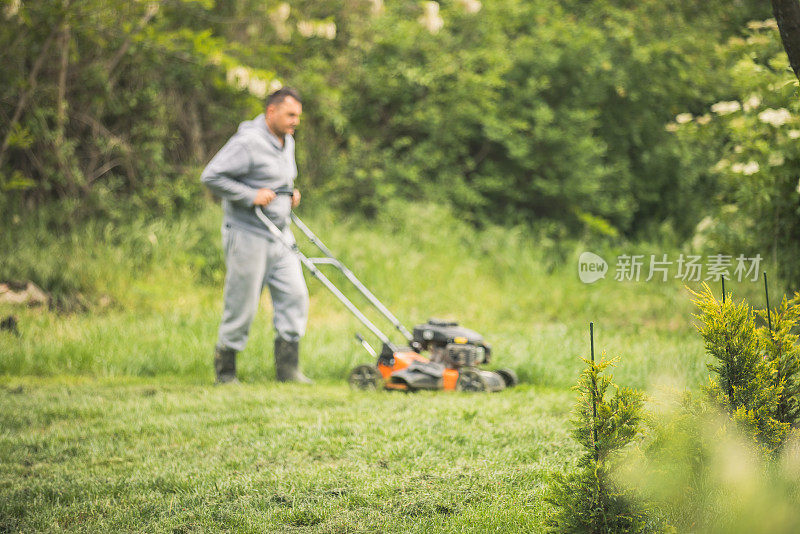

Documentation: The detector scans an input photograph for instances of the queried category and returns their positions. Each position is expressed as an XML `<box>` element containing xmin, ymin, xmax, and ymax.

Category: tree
<box><xmin>772</xmin><ymin>0</ymin><xmax>800</xmax><ymax>80</ymax></box>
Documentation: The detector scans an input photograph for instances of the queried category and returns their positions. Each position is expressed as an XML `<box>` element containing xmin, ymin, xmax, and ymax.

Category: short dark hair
<box><xmin>266</xmin><ymin>87</ymin><xmax>302</xmax><ymax>107</ymax></box>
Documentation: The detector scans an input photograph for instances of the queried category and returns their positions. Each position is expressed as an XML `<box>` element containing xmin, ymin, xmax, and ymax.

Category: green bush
<box><xmin>301</xmin><ymin>0</ymin><xmax>770</xmax><ymax>237</ymax></box>
<box><xmin>2</xmin><ymin>0</ymin><xmax>771</xmax><ymax>238</ymax></box>
<box><xmin>672</xmin><ymin>21</ymin><xmax>800</xmax><ymax>288</ymax></box>
<box><xmin>759</xmin><ymin>294</ymin><xmax>800</xmax><ymax>428</ymax></box>
<box><xmin>545</xmin><ymin>356</ymin><xmax>651</xmax><ymax>533</ymax></box>
<box><xmin>692</xmin><ymin>283</ymin><xmax>794</xmax><ymax>452</ymax></box>
<box><xmin>0</xmin><ymin>0</ymin><xmax>271</xmax><ymax>224</ymax></box>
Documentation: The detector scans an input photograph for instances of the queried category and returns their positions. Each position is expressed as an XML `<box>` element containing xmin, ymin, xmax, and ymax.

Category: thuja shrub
<box><xmin>758</xmin><ymin>294</ymin><xmax>800</xmax><ymax>429</ymax></box>
<box><xmin>692</xmin><ymin>284</ymin><xmax>790</xmax><ymax>451</ymax></box>
<box><xmin>545</xmin><ymin>357</ymin><xmax>652</xmax><ymax>533</ymax></box>
<box><xmin>614</xmin><ymin>286</ymin><xmax>800</xmax><ymax>532</ymax></box>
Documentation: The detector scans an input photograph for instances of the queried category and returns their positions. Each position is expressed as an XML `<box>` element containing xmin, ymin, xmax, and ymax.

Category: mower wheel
<box><xmin>495</xmin><ymin>367</ymin><xmax>519</xmax><ymax>388</ymax></box>
<box><xmin>456</xmin><ymin>367</ymin><xmax>489</xmax><ymax>392</ymax></box>
<box><xmin>348</xmin><ymin>364</ymin><xmax>382</xmax><ymax>390</ymax></box>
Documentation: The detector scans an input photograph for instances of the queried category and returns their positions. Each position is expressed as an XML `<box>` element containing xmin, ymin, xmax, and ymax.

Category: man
<box><xmin>201</xmin><ymin>87</ymin><xmax>311</xmax><ymax>384</ymax></box>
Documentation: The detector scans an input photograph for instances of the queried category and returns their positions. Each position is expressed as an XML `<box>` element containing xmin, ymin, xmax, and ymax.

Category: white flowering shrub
<box><xmin>670</xmin><ymin>20</ymin><xmax>800</xmax><ymax>287</ymax></box>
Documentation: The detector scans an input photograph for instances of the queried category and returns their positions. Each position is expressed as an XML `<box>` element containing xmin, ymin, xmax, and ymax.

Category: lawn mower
<box><xmin>254</xmin><ymin>201</ymin><xmax>518</xmax><ymax>392</ymax></box>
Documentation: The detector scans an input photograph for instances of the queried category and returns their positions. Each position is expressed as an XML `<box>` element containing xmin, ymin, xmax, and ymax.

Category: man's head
<box><xmin>265</xmin><ymin>88</ymin><xmax>302</xmax><ymax>139</ymax></box>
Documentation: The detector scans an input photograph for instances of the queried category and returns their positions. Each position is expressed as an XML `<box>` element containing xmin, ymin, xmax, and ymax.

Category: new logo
<box><xmin>578</xmin><ymin>252</ymin><xmax>608</xmax><ymax>284</ymax></box>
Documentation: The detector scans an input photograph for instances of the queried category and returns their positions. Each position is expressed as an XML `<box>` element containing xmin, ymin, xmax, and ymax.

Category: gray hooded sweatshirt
<box><xmin>201</xmin><ymin>114</ymin><xmax>297</xmax><ymax>236</ymax></box>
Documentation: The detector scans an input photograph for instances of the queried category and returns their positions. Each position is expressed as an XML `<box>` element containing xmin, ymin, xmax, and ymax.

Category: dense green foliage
<box><xmin>0</xmin><ymin>0</ymin><xmax>264</xmax><ymax>222</ymax></box>
<box><xmin>672</xmin><ymin>21</ymin><xmax>800</xmax><ymax>288</ymax></box>
<box><xmin>545</xmin><ymin>357</ymin><xmax>650</xmax><ymax>533</ymax></box>
<box><xmin>601</xmin><ymin>284</ymin><xmax>800</xmax><ymax>533</ymax></box>
<box><xmin>576</xmin><ymin>285</ymin><xmax>800</xmax><ymax>533</ymax></box>
<box><xmin>1</xmin><ymin>0</ymin><xmax>774</xmax><ymax>237</ymax></box>
<box><xmin>308</xmin><ymin>0</ymin><xmax>770</xmax><ymax>234</ymax></box>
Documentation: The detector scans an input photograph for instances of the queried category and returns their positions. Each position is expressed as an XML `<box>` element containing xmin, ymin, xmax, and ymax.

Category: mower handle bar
<box><xmin>253</xmin><ymin>206</ymin><xmax>413</xmax><ymax>347</ymax></box>
<box><xmin>289</xmin><ymin>212</ymin><xmax>415</xmax><ymax>342</ymax></box>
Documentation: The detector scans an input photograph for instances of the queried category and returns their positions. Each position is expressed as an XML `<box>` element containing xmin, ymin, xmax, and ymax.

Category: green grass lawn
<box><xmin>2</xmin><ymin>201</ymin><xmax>767</xmax><ymax>532</ymax></box>
<box><xmin>0</xmin><ymin>378</ymin><xmax>575</xmax><ymax>532</ymax></box>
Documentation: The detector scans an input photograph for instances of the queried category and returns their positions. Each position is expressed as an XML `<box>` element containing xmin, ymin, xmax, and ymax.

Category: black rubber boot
<box><xmin>274</xmin><ymin>337</ymin><xmax>312</xmax><ymax>384</ymax></box>
<box><xmin>214</xmin><ymin>346</ymin><xmax>239</xmax><ymax>384</ymax></box>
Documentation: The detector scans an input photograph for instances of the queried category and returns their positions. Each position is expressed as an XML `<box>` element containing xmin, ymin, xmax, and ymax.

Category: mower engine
<box><xmin>350</xmin><ymin>318</ymin><xmax>518</xmax><ymax>392</ymax></box>
<box><xmin>413</xmin><ymin>319</ymin><xmax>491</xmax><ymax>368</ymax></box>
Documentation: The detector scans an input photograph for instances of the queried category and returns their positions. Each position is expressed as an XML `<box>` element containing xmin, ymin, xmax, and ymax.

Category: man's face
<box><xmin>266</xmin><ymin>96</ymin><xmax>302</xmax><ymax>138</ymax></box>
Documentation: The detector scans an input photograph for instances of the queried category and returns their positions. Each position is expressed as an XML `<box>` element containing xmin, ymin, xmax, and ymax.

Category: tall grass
<box><xmin>0</xmin><ymin>199</ymin><xmax>722</xmax><ymax>390</ymax></box>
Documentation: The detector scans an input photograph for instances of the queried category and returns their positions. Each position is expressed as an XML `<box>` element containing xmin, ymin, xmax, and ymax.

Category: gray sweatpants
<box><xmin>216</xmin><ymin>223</ymin><xmax>309</xmax><ymax>351</ymax></box>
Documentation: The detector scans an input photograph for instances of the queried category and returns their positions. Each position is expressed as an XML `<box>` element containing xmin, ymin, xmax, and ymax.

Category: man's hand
<box><xmin>253</xmin><ymin>188</ymin><xmax>277</xmax><ymax>206</ymax></box>
<box><xmin>292</xmin><ymin>188</ymin><xmax>301</xmax><ymax>208</ymax></box>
